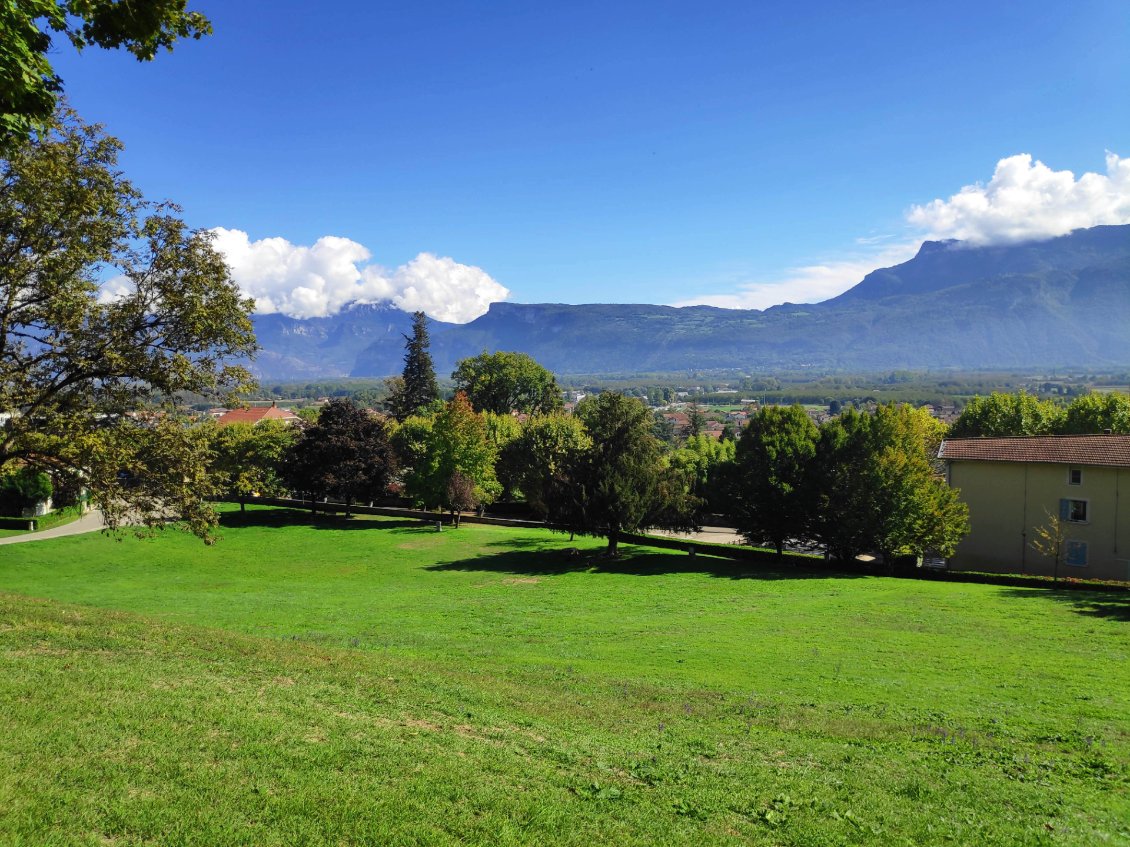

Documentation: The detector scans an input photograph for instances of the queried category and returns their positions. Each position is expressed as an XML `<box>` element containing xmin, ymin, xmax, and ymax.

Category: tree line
<box><xmin>208</xmin><ymin>361</ymin><xmax>1130</xmax><ymax>563</ymax></box>
<box><xmin>949</xmin><ymin>391</ymin><xmax>1130</xmax><ymax>437</ymax></box>
<box><xmin>207</xmin><ymin>391</ymin><xmax>966</xmax><ymax>563</ymax></box>
<box><xmin>205</xmin><ymin>316</ymin><xmax>972</xmax><ymax>563</ymax></box>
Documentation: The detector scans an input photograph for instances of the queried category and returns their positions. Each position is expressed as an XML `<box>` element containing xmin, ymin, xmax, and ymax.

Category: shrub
<box><xmin>0</xmin><ymin>468</ymin><xmax>53</xmax><ymax>514</ymax></box>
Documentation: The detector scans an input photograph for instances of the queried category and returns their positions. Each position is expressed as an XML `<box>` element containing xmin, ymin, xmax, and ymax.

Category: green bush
<box><xmin>0</xmin><ymin>469</ymin><xmax>52</xmax><ymax>514</ymax></box>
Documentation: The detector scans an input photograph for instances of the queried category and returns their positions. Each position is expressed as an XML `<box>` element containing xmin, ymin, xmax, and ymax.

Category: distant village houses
<box><xmin>214</xmin><ymin>401</ymin><xmax>301</xmax><ymax>427</ymax></box>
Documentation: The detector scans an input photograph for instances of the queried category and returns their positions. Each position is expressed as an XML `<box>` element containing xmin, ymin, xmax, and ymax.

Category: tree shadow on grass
<box><xmin>996</xmin><ymin>587</ymin><xmax>1130</xmax><ymax>621</ymax></box>
<box><xmin>218</xmin><ymin>508</ymin><xmax>429</xmax><ymax>534</ymax></box>
<box><xmin>426</xmin><ymin>542</ymin><xmax>865</xmax><ymax>581</ymax></box>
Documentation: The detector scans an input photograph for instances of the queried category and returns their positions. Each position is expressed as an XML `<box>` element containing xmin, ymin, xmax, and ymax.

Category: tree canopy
<box><xmin>207</xmin><ymin>420</ymin><xmax>297</xmax><ymax>510</ymax></box>
<box><xmin>452</xmin><ymin>350</ymin><xmax>563</xmax><ymax>415</ymax></box>
<box><xmin>507</xmin><ymin>413</ymin><xmax>591</xmax><ymax>520</ymax></box>
<box><xmin>0</xmin><ymin>111</ymin><xmax>256</xmax><ymax>537</ymax></box>
<box><xmin>388</xmin><ymin>311</ymin><xmax>439</xmax><ymax>421</ymax></box>
<box><xmin>401</xmin><ymin>392</ymin><xmax>500</xmax><ymax>518</ymax></box>
<box><xmin>948</xmin><ymin>389</ymin><xmax>1130</xmax><ymax>438</ymax></box>
<box><xmin>285</xmin><ymin>399</ymin><xmax>395</xmax><ymax>514</ymax></box>
<box><xmin>1061</xmin><ymin>392</ymin><xmax>1130</xmax><ymax>435</ymax></box>
<box><xmin>809</xmin><ymin>405</ymin><xmax>967</xmax><ymax>565</ymax></box>
<box><xmin>564</xmin><ymin>393</ymin><xmax>679</xmax><ymax>555</ymax></box>
<box><xmin>949</xmin><ymin>391</ymin><xmax>1064</xmax><ymax>438</ymax></box>
<box><xmin>1</xmin><ymin>1</ymin><xmax>211</xmax><ymax>142</ymax></box>
<box><xmin>729</xmin><ymin>405</ymin><xmax>819</xmax><ymax>558</ymax></box>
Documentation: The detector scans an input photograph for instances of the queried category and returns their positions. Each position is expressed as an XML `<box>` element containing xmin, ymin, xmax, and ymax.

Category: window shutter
<box><xmin>1059</xmin><ymin>498</ymin><xmax>1069</xmax><ymax>520</ymax></box>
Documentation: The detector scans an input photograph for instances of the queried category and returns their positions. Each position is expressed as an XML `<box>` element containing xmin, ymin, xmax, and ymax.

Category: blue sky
<box><xmin>54</xmin><ymin>0</ymin><xmax>1130</xmax><ymax>321</ymax></box>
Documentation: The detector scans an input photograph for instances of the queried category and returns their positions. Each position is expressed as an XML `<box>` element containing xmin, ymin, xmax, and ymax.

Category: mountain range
<box><xmin>248</xmin><ymin>224</ymin><xmax>1130</xmax><ymax>379</ymax></box>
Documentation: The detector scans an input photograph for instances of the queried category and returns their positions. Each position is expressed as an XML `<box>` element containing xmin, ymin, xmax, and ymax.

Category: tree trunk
<box><xmin>607</xmin><ymin>530</ymin><xmax>619</xmax><ymax>557</ymax></box>
<box><xmin>774</xmin><ymin>540</ymin><xmax>783</xmax><ymax>560</ymax></box>
<box><xmin>240</xmin><ymin>496</ymin><xmax>245</xmax><ymax>513</ymax></box>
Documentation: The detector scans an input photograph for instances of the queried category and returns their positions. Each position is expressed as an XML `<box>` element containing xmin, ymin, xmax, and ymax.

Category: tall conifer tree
<box><xmin>389</xmin><ymin>311</ymin><xmax>440</xmax><ymax>421</ymax></box>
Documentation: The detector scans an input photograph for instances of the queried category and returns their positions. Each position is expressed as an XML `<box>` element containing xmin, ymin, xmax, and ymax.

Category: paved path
<box><xmin>0</xmin><ymin>510</ymin><xmax>107</xmax><ymax>545</ymax></box>
<box><xmin>650</xmin><ymin>525</ymin><xmax>743</xmax><ymax>545</ymax></box>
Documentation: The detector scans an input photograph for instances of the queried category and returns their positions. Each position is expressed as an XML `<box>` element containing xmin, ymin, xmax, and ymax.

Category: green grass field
<box><xmin>0</xmin><ymin>505</ymin><xmax>1127</xmax><ymax>845</ymax></box>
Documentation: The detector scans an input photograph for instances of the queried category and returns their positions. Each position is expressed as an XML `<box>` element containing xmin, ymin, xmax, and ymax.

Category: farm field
<box><xmin>0</xmin><ymin>505</ymin><xmax>1127</xmax><ymax>845</ymax></box>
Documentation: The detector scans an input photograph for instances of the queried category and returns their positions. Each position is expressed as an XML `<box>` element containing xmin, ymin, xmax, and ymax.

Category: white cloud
<box><xmin>675</xmin><ymin>151</ymin><xmax>1130</xmax><ymax>311</ymax></box>
<box><xmin>908</xmin><ymin>152</ymin><xmax>1130</xmax><ymax>244</ymax></box>
<box><xmin>672</xmin><ymin>241</ymin><xmax>921</xmax><ymax>311</ymax></box>
<box><xmin>208</xmin><ymin>228</ymin><xmax>508</xmax><ymax>322</ymax></box>
<box><xmin>96</xmin><ymin>274</ymin><xmax>134</xmax><ymax>304</ymax></box>
<box><xmin>363</xmin><ymin>253</ymin><xmax>511</xmax><ymax>324</ymax></box>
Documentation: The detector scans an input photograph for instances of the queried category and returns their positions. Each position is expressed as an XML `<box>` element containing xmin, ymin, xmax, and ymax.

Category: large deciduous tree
<box><xmin>402</xmin><ymin>392</ymin><xmax>500</xmax><ymax>520</ymax></box>
<box><xmin>0</xmin><ymin>110</ymin><xmax>256</xmax><ymax>538</ymax></box>
<box><xmin>452</xmin><ymin>350</ymin><xmax>563</xmax><ymax>415</ymax></box>
<box><xmin>728</xmin><ymin>405</ymin><xmax>819</xmax><ymax>558</ymax></box>
<box><xmin>507</xmin><ymin>413</ymin><xmax>592</xmax><ymax>520</ymax></box>
<box><xmin>670</xmin><ymin>433</ymin><xmax>737</xmax><ymax>514</ymax></box>
<box><xmin>207</xmin><ymin>420</ymin><xmax>298</xmax><ymax>511</ymax></box>
<box><xmin>1</xmin><ymin>1</ymin><xmax>211</xmax><ymax>143</ymax></box>
<box><xmin>808</xmin><ymin>408</ymin><xmax>880</xmax><ymax>564</ymax></box>
<box><xmin>810</xmin><ymin>405</ymin><xmax>968</xmax><ymax>566</ymax></box>
<box><xmin>388</xmin><ymin>311</ymin><xmax>439</xmax><ymax>421</ymax></box>
<box><xmin>563</xmin><ymin>392</ymin><xmax>682</xmax><ymax>556</ymax></box>
<box><xmin>867</xmin><ymin>404</ymin><xmax>967</xmax><ymax>566</ymax></box>
<box><xmin>483</xmin><ymin>410</ymin><xmax>524</xmax><ymax>498</ymax></box>
<box><xmin>285</xmin><ymin>399</ymin><xmax>396</xmax><ymax>515</ymax></box>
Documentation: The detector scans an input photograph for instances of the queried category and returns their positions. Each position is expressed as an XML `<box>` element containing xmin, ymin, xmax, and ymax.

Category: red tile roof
<box><xmin>939</xmin><ymin>434</ymin><xmax>1130</xmax><ymax>468</ymax></box>
<box><xmin>215</xmin><ymin>404</ymin><xmax>300</xmax><ymax>426</ymax></box>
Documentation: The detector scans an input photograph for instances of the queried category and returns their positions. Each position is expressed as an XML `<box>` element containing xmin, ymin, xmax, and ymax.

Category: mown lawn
<box><xmin>0</xmin><ymin>505</ymin><xmax>1127</xmax><ymax>845</ymax></box>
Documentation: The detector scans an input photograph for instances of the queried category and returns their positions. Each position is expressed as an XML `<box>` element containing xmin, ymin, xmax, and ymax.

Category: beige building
<box><xmin>939</xmin><ymin>435</ymin><xmax>1130</xmax><ymax>582</ymax></box>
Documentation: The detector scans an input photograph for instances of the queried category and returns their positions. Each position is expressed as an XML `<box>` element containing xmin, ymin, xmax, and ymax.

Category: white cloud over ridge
<box><xmin>209</xmin><ymin>228</ymin><xmax>508</xmax><ymax>323</ymax></box>
<box><xmin>673</xmin><ymin>241</ymin><xmax>922</xmax><ymax>311</ymax></box>
<box><xmin>676</xmin><ymin>151</ymin><xmax>1130</xmax><ymax>311</ymax></box>
<box><xmin>908</xmin><ymin>152</ymin><xmax>1130</xmax><ymax>244</ymax></box>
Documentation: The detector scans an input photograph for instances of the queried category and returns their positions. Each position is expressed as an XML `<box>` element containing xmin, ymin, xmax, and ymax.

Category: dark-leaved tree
<box><xmin>286</xmin><ymin>400</ymin><xmax>396</xmax><ymax>515</ymax></box>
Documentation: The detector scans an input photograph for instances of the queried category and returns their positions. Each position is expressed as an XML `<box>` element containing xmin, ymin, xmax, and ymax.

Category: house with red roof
<box><xmin>939</xmin><ymin>434</ymin><xmax>1130</xmax><ymax>581</ymax></box>
<box><xmin>215</xmin><ymin>401</ymin><xmax>301</xmax><ymax>427</ymax></box>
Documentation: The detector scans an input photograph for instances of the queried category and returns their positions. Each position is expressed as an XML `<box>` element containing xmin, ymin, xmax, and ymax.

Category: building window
<box><xmin>1068</xmin><ymin>467</ymin><xmax>1082</xmax><ymax>485</ymax></box>
<box><xmin>1065</xmin><ymin>540</ymin><xmax>1088</xmax><ymax>567</ymax></box>
<box><xmin>1060</xmin><ymin>498</ymin><xmax>1088</xmax><ymax>523</ymax></box>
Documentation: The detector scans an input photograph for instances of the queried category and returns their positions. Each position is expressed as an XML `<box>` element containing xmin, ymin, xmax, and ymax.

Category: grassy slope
<box><xmin>0</xmin><ymin>506</ymin><xmax>1127</xmax><ymax>845</ymax></box>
